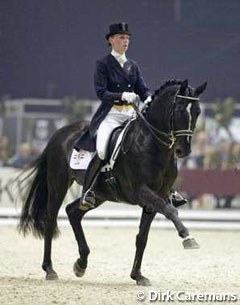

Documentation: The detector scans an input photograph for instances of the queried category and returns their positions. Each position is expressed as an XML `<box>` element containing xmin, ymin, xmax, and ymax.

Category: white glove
<box><xmin>142</xmin><ymin>96</ymin><xmax>152</xmax><ymax>113</ymax></box>
<box><xmin>144</xmin><ymin>96</ymin><xmax>152</xmax><ymax>105</ymax></box>
<box><xmin>121</xmin><ymin>92</ymin><xmax>138</xmax><ymax>104</ymax></box>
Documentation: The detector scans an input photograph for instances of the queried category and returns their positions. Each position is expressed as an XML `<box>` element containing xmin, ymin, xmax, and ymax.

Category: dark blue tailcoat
<box><xmin>75</xmin><ymin>53</ymin><xmax>150</xmax><ymax>151</ymax></box>
<box><xmin>91</xmin><ymin>54</ymin><xmax>150</xmax><ymax>135</ymax></box>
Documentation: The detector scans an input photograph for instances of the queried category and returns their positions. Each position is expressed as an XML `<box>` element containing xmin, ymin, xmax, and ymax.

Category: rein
<box><xmin>132</xmin><ymin>102</ymin><xmax>175</xmax><ymax>148</ymax></box>
<box><xmin>133</xmin><ymin>94</ymin><xmax>198</xmax><ymax>149</ymax></box>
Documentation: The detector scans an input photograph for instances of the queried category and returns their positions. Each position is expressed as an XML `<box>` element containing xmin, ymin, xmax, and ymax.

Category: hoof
<box><xmin>183</xmin><ymin>237</ymin><xmax>200</xmax><ymax>249</ymax></box>
<box><xmin>73</xmin><ymin>259</ymin><xmax>86</xmax><ymax>277</ymax></box>
<box><xmin>136</xmin><ymin>276</ymin><xmax>151</xmax><ymax>286</ymax></box>
<box><xmin>46</xmin><ymin>271</ymin><xmax>58</xmax><ymax>280</ymax></box>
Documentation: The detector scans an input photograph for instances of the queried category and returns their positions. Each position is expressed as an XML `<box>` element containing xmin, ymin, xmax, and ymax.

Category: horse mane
<box><xmin>152</xmin><ymin>79</ymin><xmax>183</xmax><ymax>99</ymax></box>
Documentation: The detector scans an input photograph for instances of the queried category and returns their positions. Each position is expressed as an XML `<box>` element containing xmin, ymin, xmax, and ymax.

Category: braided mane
<box><xmin>152</xmin><ymin>79</ymin><xmax>183</xmax><ymax>98</ymax></box>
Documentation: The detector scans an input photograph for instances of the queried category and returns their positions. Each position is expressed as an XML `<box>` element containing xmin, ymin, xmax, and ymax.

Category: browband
<box><xmin>176</xmin><ymin>95</ymin><xmax>199</xmax><ymax>101</ymax></box>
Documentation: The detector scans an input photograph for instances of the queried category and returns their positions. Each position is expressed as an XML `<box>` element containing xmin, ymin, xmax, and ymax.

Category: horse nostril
<box><xmin>176</xmin><ymin>148</ymin><xmax>182</xmax><ymax>155</ymax></box>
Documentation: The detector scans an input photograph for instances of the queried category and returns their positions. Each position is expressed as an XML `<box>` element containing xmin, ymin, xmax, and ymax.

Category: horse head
<box><xmin>143</xmin><ymin>79</ymin><xmax>207</xmax><ymax>158</ymax></box>
<box><xmin>173</xmin><ymin>80</ymin><xmax>207</xmax><ymax>158</ymax></box>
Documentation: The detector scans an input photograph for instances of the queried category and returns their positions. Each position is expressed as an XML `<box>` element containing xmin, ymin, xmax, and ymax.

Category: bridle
<box><xmin>172</xmin><ymin>94</ymin><xmax>200</xmax><ymax>140</ymax></box>
<box><xmin>133</xmin><ymin>94</ymin><xmax>200</xmax><ymax>149</ymax></box>
<box><xmin>176</xmin><ymin>95</ymin><xmax>200</xmax><ymax>101</ymax></box>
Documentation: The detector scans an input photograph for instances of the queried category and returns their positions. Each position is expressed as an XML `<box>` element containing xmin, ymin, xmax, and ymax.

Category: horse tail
<box><xmin>18</xmin><ymin>149</ymin><xmax>53</xmax><ymax>239</ymax></box>
<box><xmin>18</xmin><ymin>120</ymin><xmax>89</xmax><ymax>239</ymax></box>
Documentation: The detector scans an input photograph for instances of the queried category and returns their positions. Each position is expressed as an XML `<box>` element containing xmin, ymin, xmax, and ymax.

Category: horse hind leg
<box><xmin>66</xmin><ymin>197</ymin><xmax>103</xmax><ymax>278</ymax></box>
<box><xmin>42</xmin><ymin>186</ymin><xmax>68</xmax><ymax>280</ymax></box>
<box><xmin>66</xmin><ymin>198</ymin><xmax>89</xmax><ymax>278</ymax></box>
<box><xmin>42</xmin><ymin>209</ymin><xmax>59</xmax><ymax>280</ymax></box>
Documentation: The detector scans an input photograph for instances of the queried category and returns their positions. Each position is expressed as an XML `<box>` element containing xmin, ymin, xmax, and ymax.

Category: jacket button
<box><xmin>128</xmin><ymin>84</ymin><xmax>131</xmax><ymax>87</ymax></box>
<box><xmin>117</xmin><ymin>84</ymin><xmax>120</xmax><ymax>87</ymax></box>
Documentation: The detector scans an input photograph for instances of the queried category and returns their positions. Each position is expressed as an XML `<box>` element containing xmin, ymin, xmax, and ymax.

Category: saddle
<box><xmin>70</xmin><ymin>119</ymin><xmax>135</xmax><ymax>170</ymax></box>
<box><xmin>101</xmin><ymin>119</ymin><xmax>135</xmax><ymax>200</ymax></box>
<box><xmin>105</xmin><ymin>119</ymin><xmax>134</xmax><ymax>162</ymax></box>
<box><xmin>105</xmin><ymin>118</ymin><xmax>135</xmax><ymax>166</ymax></box>
<box><xmin>105</xmin><ymin>126</ymin><xmax>123</xmax><ymax>162</ymax></box>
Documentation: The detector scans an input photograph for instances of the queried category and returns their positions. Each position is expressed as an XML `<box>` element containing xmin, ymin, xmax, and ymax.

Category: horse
<box><xmin>18</xmin><ymin>79</ymin><xmax>207</xmax><ymax>286</ymax></box>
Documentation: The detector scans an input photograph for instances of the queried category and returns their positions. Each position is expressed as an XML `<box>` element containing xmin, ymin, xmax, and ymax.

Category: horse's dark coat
<box><xmin>18</xmin><ymin>80</ymin><xmax>207</xmax><ymax>284</ymax></box>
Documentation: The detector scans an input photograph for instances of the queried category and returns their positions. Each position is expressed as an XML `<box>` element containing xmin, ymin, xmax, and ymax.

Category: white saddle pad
<box><xmin>70</xmin><ymin>119</ymin><xmax>134</xmax><ymax>171</ymax></box>
<box><xmin>70</xmin><ymin>149</ymin><xmax>94</xmax><ymax>170</ymax></box>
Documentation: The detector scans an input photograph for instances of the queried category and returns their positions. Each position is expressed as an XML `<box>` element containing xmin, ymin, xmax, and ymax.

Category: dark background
<box><xmin>1</xmin><ymin>0</ymin><xmax>240</xmax><ymax>101</ymax></box>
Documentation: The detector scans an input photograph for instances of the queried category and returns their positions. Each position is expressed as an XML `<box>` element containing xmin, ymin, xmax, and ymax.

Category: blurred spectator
<box><xmin>193</xmin><ymin>130</ymin><xmax>207</xmax><ymax>167</ymax></box>
<box><xmin>217</xmin><ymin>140</ymin><xmax>232</xmax><ymax>170</ymax></box>
<box><xmin>179</xmin><ymin>130</ymin><xmax>207</xmax><ymax>208</ymax></box>
<box><xmin>203</xmin><ymin>146</ymin><xmax>219</xmax><ymax>169</ymax></box>
<box><xmin>206</xmin><ymin>140</ymin><xmax>233</xmax><ymax>208</ymax></box>
<box><xmin>180</xmin><ymin>130</ymin><xmax>207</xmax><ymax>169</ymax></box>
<box><xmin>7</xmin><ymin>143</ymin><xmax>38</xmax><ymax>169</ymax></box>
<box><xmin>180</xmin><ymin>132</ymin><xmax>240</xmax><ymax>209</ymax></box>
<box><xmin>228</xmin><ymin>142</ymin><xmax>240</xmax><ymax>170</ymax></box>
<box><xmin>0</xmin><ymin>136</ymin><xmax>9</xmax><ymax>166</ymax></box>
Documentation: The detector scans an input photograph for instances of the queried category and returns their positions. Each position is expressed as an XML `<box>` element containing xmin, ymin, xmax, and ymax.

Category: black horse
<box><xmin>19</xmin><ymin>79</ymin><xmax>207</xmax><ymax>285</ymax></box>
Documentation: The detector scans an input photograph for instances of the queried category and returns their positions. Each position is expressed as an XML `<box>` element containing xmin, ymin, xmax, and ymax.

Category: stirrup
<box><xmin>79</xmin><ymin>190</ymin><xmax>96</xmax><ymax>211</ymax></box>
<box><xmin>169</xmin><ymin>191</ymin><xmax>188</xmax><ymax>208</ymax></box>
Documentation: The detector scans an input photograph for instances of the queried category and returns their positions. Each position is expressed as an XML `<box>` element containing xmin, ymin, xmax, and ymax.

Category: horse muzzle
<box><xmin>175</xmin><ymin>145</ymin><xmax>191</xmax><ymax>158</ymax></box>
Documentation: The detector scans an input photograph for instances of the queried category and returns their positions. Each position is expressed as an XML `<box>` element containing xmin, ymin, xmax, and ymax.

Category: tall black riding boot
<box><xmin>169</xmin><ymin>190</ymin><xmax>188</xmax><ymax>208</ymax></box>
<box><xmin>79</xmin><ymin>154</ymin><xmax>104</xmax><ymax>210</ymax></box>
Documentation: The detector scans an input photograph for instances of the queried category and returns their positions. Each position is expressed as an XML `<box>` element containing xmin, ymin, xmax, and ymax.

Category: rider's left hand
<box><xmin>142</xmin><ymin>96</ymin><xmax>152</xmax><ymax>113</ymax></box>
<box><xmin>144</xmin><ymin>96</ymin><xmax>152</xmax><ymax>105</ymax></box>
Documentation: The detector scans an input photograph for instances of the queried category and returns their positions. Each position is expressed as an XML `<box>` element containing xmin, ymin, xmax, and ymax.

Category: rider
<box><xmin>79</xmin><ymin>22</ymin><xmax>186</xmax><ymax>210</ymax></box>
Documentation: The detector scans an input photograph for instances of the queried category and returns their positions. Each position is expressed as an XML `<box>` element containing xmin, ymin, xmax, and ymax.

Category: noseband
<box><xmin>133</xmin><ymin>94</ymin><xmax>200</xmax><ymax>149</ymax></box>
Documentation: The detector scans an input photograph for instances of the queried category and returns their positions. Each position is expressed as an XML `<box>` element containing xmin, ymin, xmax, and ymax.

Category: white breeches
<box><xmin>96</xmin><ymin>107</ymin><xmax>135</xmax><ymax>160</ymax></box>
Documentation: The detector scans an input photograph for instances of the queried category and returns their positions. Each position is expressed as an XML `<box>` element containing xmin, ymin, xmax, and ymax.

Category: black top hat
<box><xmin>105</xmin><ymin>23</ymin><xmax>132</xmax><ymax>40</ymax></box>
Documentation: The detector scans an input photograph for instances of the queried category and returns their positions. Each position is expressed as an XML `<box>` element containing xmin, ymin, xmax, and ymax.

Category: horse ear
<box><xmin>179</xmin><ymin>79</ymin><xmax>188</xmax><ymax>94</ymax></box>
<box><xmin>182</xmin><ymin>79</ymin><xmax>188</xmax><ymax>88</ymax></box>
<box><xmin>194</xmin><ymin>81</ymin><xmax>207</xmax><ymax>96</ymax></box>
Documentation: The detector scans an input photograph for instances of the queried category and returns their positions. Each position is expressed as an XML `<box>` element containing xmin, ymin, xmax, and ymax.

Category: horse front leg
<box><xmin>131</xmin><ymin>207</ymin><xmax>156</xmax><ymax>286</ymax></box>
<box><xmin>140</xmin><ymin>185</ymin><xmax>199</xmax><ymax>249</ymax></box>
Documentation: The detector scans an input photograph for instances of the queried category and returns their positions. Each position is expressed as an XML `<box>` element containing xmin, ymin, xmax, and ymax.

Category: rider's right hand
<box><xmin>121</xmin><ymin>92</ymin><xmax>138</xmax><ymax>104</ymax></box>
